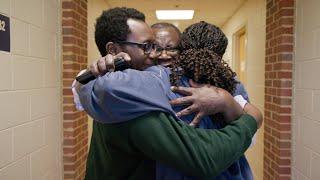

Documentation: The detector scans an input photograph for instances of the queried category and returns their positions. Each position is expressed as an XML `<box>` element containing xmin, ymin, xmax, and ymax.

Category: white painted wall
<box><xmin>222</xmin><ymin>0</ymin><xmax>266</xmax><ymax>179</ymax></box>
<box><xmin>0</xmin><ymin>0</ymin><xmax>62</xmax><ymax>179</ymax></box>
<box><xmin>293</xmin><ymin>0</ymin><xmax>320</xmax><ymax>179</ymax></box>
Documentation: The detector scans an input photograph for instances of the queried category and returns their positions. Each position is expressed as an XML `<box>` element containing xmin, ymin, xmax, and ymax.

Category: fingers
<box><xmin>170</xmin><ymin>86</ymin><xmax>194</xmax><ymax>96</ymax></box>
<box><xmin>97</xmin><ymin>57</ymin><xmax>107</xmax><ymax>74</ymax></box>
<box><xmin>176</xmin><ymin>105</ymin><xmax>198</xmax><ymax>117</ymax></box>
<box><xmin>89</xmin><ymin>60</ymin><xmax>100</xmax><ymax>77</ymax></box>
<box><xmin>189</xmin><ymin>79</ymin><xmax>212</xmax><ymax>88</ymax></box>
<box><xmin>188</xmin><ymin>79</ymin><xmax>201</xmax><ymax>88</ymax></box>
<box><xmin>93</xmin><ymin>55</ymin><xmax>113</xmax><ymax>76</ymax></box>
<box><xmin>114</xmin><ymin>52</ymin><xmax>131</xmax><ymax>62</ymax></box>
<box><xmin>169</xmin><ymin>96</ymin><xmax>193</xmax><ymax>106</ymax></box>
<box><xmin>90</xmin><ymin>52</ymin><xmax>131</xmax><ymax>77</ymax></box>
<box><xmin>189</xmin><ymin>113</ymin><xmax>204</xmax><ymax>127</ymax></box>
<box><xmin>103</xmin><ymin>54</ymin><xmax>115</xmax><ymax>72</ymax></box>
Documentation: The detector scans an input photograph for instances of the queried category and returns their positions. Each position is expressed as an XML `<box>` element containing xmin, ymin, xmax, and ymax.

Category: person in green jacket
<box><xmin>75</xmin><ymin>7</ymin><xmax>260</xmax><ymax>179</ymax></box>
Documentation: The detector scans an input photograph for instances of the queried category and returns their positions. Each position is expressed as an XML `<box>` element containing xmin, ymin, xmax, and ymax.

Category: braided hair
<box><xmin>171</xmin><ymin>21</ymin><xmax>237</xmax><ymax>94</ymax></box>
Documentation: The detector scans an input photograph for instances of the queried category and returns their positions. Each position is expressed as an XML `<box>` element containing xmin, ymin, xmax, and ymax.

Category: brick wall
<box><xmin>62</xmin><ymin>0</ymin><xmax>88</xmax><ymax>179</ymax></box>
<box><xmin>265</xmin><ymin>0</ymin><xmax>294</xmax><ymax>179</ymax></box>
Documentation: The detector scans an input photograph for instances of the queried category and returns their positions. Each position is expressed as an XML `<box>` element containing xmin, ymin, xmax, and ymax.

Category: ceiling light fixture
<box><xmin>156</xmin><ymin>10</ymin><xmax>194</xmax><ymax>20</ymax></box>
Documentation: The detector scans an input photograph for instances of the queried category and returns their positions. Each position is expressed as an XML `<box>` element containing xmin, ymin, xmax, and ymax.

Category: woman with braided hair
<box><xmin>155</xmin><ymin>21</ymin><xmax>257</xmax><ymax>180</ymax></box>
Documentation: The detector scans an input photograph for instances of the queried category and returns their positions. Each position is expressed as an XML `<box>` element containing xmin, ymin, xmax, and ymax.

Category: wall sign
<box><xmin>0</xmin><ymin>14</ymin><xmax>10</xmax><ymax>52</ymax></box>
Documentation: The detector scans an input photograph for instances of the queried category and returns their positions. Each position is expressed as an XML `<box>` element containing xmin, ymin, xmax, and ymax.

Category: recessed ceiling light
<box><xmin>156</xmin><ymin>10</ymin><xmax>194</xmax><ymax>20</ymax></box>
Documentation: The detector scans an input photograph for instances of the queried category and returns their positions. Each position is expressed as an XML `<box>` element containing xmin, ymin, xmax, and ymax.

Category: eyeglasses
<box><xmin>116</xmin><ymin>41</ymin><xmax>157</xmax><ymax>55</ymax></box>
<box><xmin>155</xmin><ymin>46</ymin><xmax>180</xmax><ymax>56</ymax></box>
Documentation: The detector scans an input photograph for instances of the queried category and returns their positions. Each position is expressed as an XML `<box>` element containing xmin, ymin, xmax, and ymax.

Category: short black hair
<box><xmin>180</xmin><ymin>21</ymin><xmax>228</xmax><ymax>57</ymax></box>
<box><xmin>95</xmin><ymin>7</ymin><xmax>145</xmax><ymax>56</ymax></box>
<box><xmin>151</xmin><ymin>22</ymin><xmax>181</xmax><ymax>39</ymax></box>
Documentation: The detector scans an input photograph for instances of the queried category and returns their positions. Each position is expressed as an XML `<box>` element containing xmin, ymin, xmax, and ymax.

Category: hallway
<box><xmin>0</xmin><ymin>0</ymin><xmax>319</xmax><ymax>179</ymax></box>
<box><xmin>87</xmin><ymin>0</ymin><xmax>266</xmax><ymax>179</ymax></box>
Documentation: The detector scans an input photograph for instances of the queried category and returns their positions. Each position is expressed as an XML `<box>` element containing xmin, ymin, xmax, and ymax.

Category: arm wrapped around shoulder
<box><xmin>78</xmin><ymin>67</ymin><xmax>177</xmax><ymax>124</ymax></box>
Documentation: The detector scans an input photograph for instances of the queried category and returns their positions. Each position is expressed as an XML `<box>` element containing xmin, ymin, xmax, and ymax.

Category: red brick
<box><xmin>80</xmin><ymin>32</ymin><xmax>87</xmax><ymax>40</ymax></box>
<box><xmin>265</xmin><ymin>80</ymin><xmax>272</xmax><ymax>86</ymax></box>
<box><xmin>279</xmin><ymin>175</ymin><xmax>291</xmax><ymax>180</ymax></box>
<box><xmin>266</xmin><ymin>87</ymin><xmax>277</xmax><ymax>95</ymax></box>
<box><xmin>63</xmin><ymin>71</ymin><xmax>78</xmax><ymax>79</ymax></box>
<box><xmin>279</xmin><ymin>17</ymin><xmax>294</xmax><ymax>26</ymax></box>
<box><xmin>277</xmin><ymin>141</ymin><xmax>291</xmax><ymax>149</ymax></box>
<box><xmin>268</xmin><ymin>72</ymin><xmax>277</xmax><ymax>79</ymax></box>
<box><xmin>63</xmin><ymin>147</ymin><xmax>76</xmax><ymax>155</ymax></box>
<box><xmin>62</xmin><ymin>1</ymin><xmax>76</xmax><ymax>9</ymax></box>
<box><xmin>274</xmin><ymin>63</ymin><xmax>292</xmax><ymax>71</ymax></box>
<box><xmin>64</xmin><ymin>121</ymin><xmax>77</xmax><ymax>129</ymax></box>
<box><xmin>279</xmin><ymin>98</ymin><xmax>292</xmax><ymax>106</ymax></box>
<box><xmin>62</xmin><ymin>10</ymin><xmax>80</xmax><ymax>19</ymax></box>
<box><xmin>278</xmin><ymin>123</ymin><xmax>291</xmax><ymax>131</ymax></box>
<box><xmin>279</xmin><ymin>114</ymin><xmax>292</xmax><ymax>122</ymax></box>
<box><xmin>278</xmin><ymin>53</ymin><xmax>293</xmax><ymax>61</ymax></box>
<box><xmin>276</xmin><ymin>156</ymin><xmax>291</xmax><ymax>165</ymax></box>
<box><xmin>64</xmin><ymin>63</ymin><xmax>81</xmax><ymax>71</ymax></box>
<box><xmin>267</xmin><ymin>16</ymin><xmax>274</xmax><ymax>24</ymax></box>
<box><xmin>63</xmin><ymin>54</ymin><xmax>77</xmax><ymax>61</ymax></box>
<box><xmin>277</xmin><ymin>72</ymin><xmax>292</xmax><ymax>79</ymax></box>
<box><xmin>64</xmin><ymin>164</ymin><xmax>76</xmax><ymax>171</ymax></box>
<box><xmin>275</xmin><ymin>44</ymin><xmax>293</xmax><ymax>53</ymax></box>
<box><xmin>278</xmin><ymin>107</ymin><xmax>291</xmax><ymax>114</ymax></box>
<box><xmin>274</xmin><ymin>27</ymin><xmax>293</xmax><ymax>37</ymax></box>
<box><xmin>270</xmin><ymin>38</ymin><xmax>277</xmax><ymax>46</ymax></box>
<box><xmin>276</xmin><ymin>9</ymin><xmax>294</xmax><ymax>18</ymax></box>
<box><xmin>64</xmin><ymin>173</ymin><xmax>75</xmax><ymax>179</ymax></box>
<box><xmin>64</xmin><ymin>112</ymin><xmax>81</xmax><ymax>120</ymax></box>
<box><xmin>265</xmin><ymin>110</ymin><xmax>271</xmax><ymax>118</ymax></box>
<box><xmin>264</xmin><ymin>169</ymin><xmax>271</xmax><ymax>180</ymax></box>
<box><xmin>278</xmin><ymin>35</ymin><xmax>293</xmax><ymax>44</ymax></box>
<box><xmin>267</xmin><ymin>31</ymin><xmax>273</xmax><ymax>39</ymax></box>
<box><xmin>267</xmin><ymin>0</ymin><xmax>274</xmax><ymax>9</ymax></box>
<box><xmin>79</xmin><ymin>9</ymin><xmax>87</xmax><ymax>19</ymax></box>
<box><xmin>277</xmin><ymin>166</ymin><xmax>291</xmax><ymax>174</ymax></box>
<box><xmin>63</xmin><ymin>27</ymin><xmax>81</xmax><ymax>37</ymax></box>
<box><xmin>81</xmin><ymin>49</ymin><xmax>87</xmax><ymax>56</ymax></box>
<box><xmin>266</xmin><ymin>64</ymin><xmax>273</xmax><ymax>71</ymax></box>
<box><xmin>270</xmin><ymin>4</ymin><xmax>278</xmax><ymax>14</ymax></box>
<box><xmin>277</xmin><ymin>88</ymin><xmax>292</xmax><ymax>96</ymax></box>
<box><xmin>63</xmin><ymin>88</ymin><xmax>73</xmax><ymax>96</ymax></box>
<box><xmin>279</xmin><ymin>0</ymin><xmax>294</xmax><ymax>9</ymax></box>
<box><xmin>63</xmin><ymin>96</ymin><xmax>75</xmax><ymax>104</ymax></box>
<box><xmin>63</xmin><ymin>36</ymin><xmax>77</xmax><ymax>44</ymax></box>
<box><xmin>64</xmin><ymin>138</ymin><xmax>77</xmax><ymax>146</ymax></box>
<box><xmin>273</xmin><ymin>80</ymin><xmax>292</xmax><ymax>88</ymax></box>
<box><xmin>62</xmin><ymin>19</ymin><xmax>77</xmax><ymax>27</ymax></box>
<box><xmin>80</xmin><ymin>1</ymin><xmax>87</xmax><ymax>10</ymax></box>
<box><xmin>268</xmin><ymin>55</ymin><xmax>277</xmax><ymax>63</ymax></box>
<box><xmin>63</xmin><ymin>45</ymin><xmax>81</xmax><ymax>54</ymax></box>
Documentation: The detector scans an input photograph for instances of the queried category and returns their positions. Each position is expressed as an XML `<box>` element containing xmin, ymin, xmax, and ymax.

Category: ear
<box><xmin>106</xmin><ymin>42</ymin><xmax>117</xmax><ymax>55</ymax></box>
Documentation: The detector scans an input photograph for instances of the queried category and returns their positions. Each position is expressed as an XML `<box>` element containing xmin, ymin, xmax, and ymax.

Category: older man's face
<box><xmin>153</xmin><ymin>27</ymin><xmax>180</xmax><ymax>68</ymax></box>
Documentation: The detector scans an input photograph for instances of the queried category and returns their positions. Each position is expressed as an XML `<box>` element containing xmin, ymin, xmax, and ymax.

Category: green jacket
<box><xmin>85</xmin><ymin>112</ymin><xmax>257</xmax><ymax>180</ymax></box>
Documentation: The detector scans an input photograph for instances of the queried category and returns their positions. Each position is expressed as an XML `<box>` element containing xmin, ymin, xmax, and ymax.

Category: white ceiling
<box><xmin>105</xmin><ymin>0</ymin><xmax>247</xmax><ymax>30</ymax></box>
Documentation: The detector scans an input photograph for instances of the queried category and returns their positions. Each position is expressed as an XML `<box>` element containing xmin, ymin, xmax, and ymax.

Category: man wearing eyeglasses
<box><xmin>74</xmin><ymin>7</ymin><xmax>258</xmax><ymax>180</ymax></box>
<box><xmin>151</xmin><ymin>23</ymin><xmax>181</xmax><ymax>68</ymax></box>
